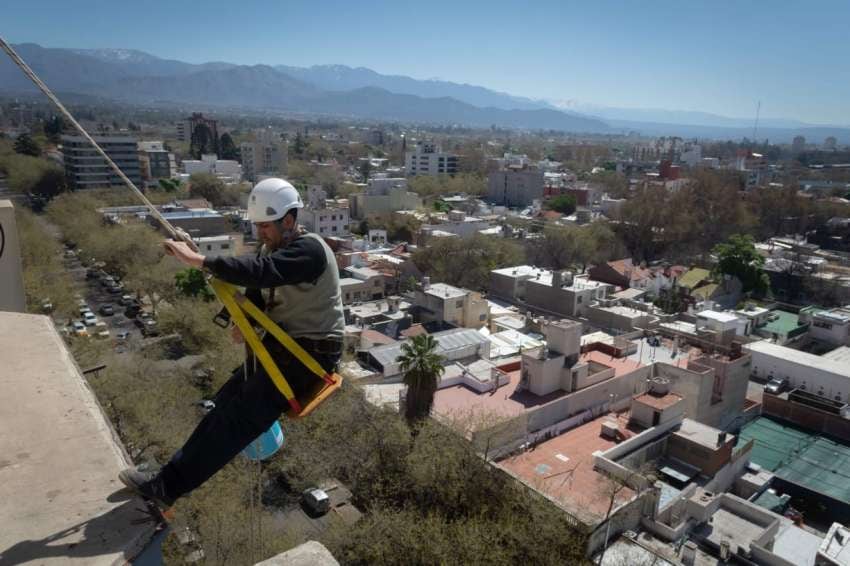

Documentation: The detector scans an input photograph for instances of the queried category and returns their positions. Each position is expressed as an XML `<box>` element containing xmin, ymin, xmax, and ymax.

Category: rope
<box><xmin>0</xmin><ymin>36</ymin><xmax>194</xmax><ymax>248</ymax></box>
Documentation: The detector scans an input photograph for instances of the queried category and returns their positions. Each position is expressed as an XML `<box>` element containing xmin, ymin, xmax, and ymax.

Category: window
<box><xmin>331</xmin><ymin>215</ymin><xmax>336</xmax><ymax>220</ymax></box>
<box><xmin>374</xmin><ymin>280</ymin><xmax>381</xmax><ymax>287</ymax></box>
<box><xmin>479</xmin><ymin>314</ymin><xmax>486</xmax><ymax>321</ymax></box>
<box><xmin>332</xmin><ymin>226</ymin><xmax>337</xmax><ymax>232</ymax></box>
<box><xmin>455</xmin><ymin>300</ymin><xmax>464</xmax><ymax>308</ymax></box>
<box><xmin>221</xmin><ymin>244</ymin><xmax>230</xmax><ymax>250</ymax></box>
<box><xmin>577</xmin><ymin>296</ymin><xmax>583</xmax><ymax>304</ymax></box>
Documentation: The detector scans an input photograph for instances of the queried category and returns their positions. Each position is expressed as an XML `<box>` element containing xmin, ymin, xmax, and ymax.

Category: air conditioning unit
<box><xmin>601</xmin><ymin>420</ymin><xmax>620</xmax><ymax>439</ymax></box>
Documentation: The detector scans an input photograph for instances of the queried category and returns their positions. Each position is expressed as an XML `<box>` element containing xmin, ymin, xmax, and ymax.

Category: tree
<box><xmin>175</xmin><ymin>268</ymin><xmax>215</xmax><ymax>301</ymax></box>
<box><xmin>13</xmin><ymin>133</ymin><xmax>40</xmax><ymax>156</ymax></box>
<box><xmin>413</xmin><ymin>235</ymin><xmax>525</xmax><ymax>291</ymax></box>
<box><xmin>188</xmin><ymin>173</ymin><xmax>227</xmax><ymax>206</ymax></box>
<box><xmin>545</xmin><ymin>194</ymin><xmax>577</xmax><ymax>215</ymax></box>
<box><xmin>712</xmin><ymin>234</ymin><xmax>770</xmax><ymax>295</ymax></box>
<box><xmin>158</xmin><ymin>178</ymin><xmax>182</xmax><ymax>192</ymax></box>
<box><xmin>190</xmin><ymin>123</ymin><xmax>216</xmax><ymax>159</ymax></box>
<box><xmin>219</xmin><ymin>133</ymin><xmax>239</xmax><ymax>160</ymax></box>
<box><xmin>291</xmin><ymin>132</ymin><xmax>306</xmax><ymax>158</ymax></box>
<box><xmin>30</xmin><ymin>166</ymin><xmax>67</xmax><ymax>200</ymax></box>
<box><xmin>358</xmin><ymin>159</ymin><xmax>372</xmax><ymax>182</ymax></box>
<box><xmin>397</xmin><ymin>335</ymin><xmax>445</xmax><ymax>426</ymax></box>
<box><xmin>43</xmin><ymin>116</ymin><xmax>65</xmax><ymax>144</ymax></box>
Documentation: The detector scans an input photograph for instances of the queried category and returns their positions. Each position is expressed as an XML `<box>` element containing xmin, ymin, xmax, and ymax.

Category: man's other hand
<box><xmin>230</xmin><ymin>324</ymin><xmax>244</xmax><ymax>344</ymax></box>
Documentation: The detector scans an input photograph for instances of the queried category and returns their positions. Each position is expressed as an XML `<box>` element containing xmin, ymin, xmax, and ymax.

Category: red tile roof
<box><xmin>498</xmin><ymin>412</ymin><xmax>636</xmax><ymax>524</ymax></box>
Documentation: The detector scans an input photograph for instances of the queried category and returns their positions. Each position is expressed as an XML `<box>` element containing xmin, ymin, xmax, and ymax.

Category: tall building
<box><xmin>792</xmin><ymin>135</ymin><xmax>806</xmax><ymax>153</ymax></box>
<box><xmin>240</xmin><ymin>138</ymin><xmax>288</xmax><ymax>182</ymax></box>
<box><xmin>176</xmin><ymin>113</ymin><xmax>219</xmax><ymax>147</ymax></box>
<box><xmin>137</xmin><ymin>141</ymin><xmax>175</xmax><ymax>186</ymax></box>
<box><xmin>486</xmin><ymin>166</ymin><xmax>544</xmax><ymax>207</ymax></box>
<box><xmin>405</xmin><ymin>142</ymin><xmax>459</xmax><ymax>176</ymax></box>
<box><xmin>61</xmin><ymin>133</ymin><xmax>142</xmax><ymax>189</ymax></box>
<box><xmin>824</xmin><ymin>136</ymin><xmax>838</xmax><ymax>151</ymax></box>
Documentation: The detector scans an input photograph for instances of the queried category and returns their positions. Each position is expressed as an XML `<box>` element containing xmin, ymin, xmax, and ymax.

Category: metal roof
<box><xmin>368</xmin><ymin>328</ymin><xmax>488</xmax><ymax>368</ymax></box>
<box><xmin>739</xmin><ymin>416</ymin><xmax>850</xmax><ymax>505</ymax></box>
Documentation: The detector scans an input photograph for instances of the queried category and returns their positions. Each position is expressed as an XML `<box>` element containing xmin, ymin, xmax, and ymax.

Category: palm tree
<box><xmin>397</xmin><ymin>334</ymin><xmax>445</xmax><ymax>426</ymax></box>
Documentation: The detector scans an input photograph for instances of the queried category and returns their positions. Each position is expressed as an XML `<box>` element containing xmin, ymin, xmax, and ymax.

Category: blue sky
<box><xmin>5</xmin><ymin>0</ymin><xmax>849</xmax><ymax>124</ymax></box>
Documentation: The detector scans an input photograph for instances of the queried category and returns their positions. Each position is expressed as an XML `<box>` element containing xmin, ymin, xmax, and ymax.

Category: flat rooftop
<box><xmin>739</xmin><ymin>416</ymin><xmax>850</xmax><ymax>505</ymax></box>
<box><xmin>433</xmin><ymin>370</ymin><xmax>567</xmax><ymax>424</ymax></box>
<box><xmin>0</xmin><ymin>313</ymin><xmax>154</xmax><ymax>564</ymax></box>
<box><xmin>745</xmin><ymin>340</ymin><xmax>850</xmax><ymax>377</ymax></box>
<box><xmin>497</xmin><ymin>412</ymin><xmax>636</xmax><ymax>525</ymax></box>
<box><xmin>628</xmin><ymin>336</ymin><xmax>698</xmax><ymax>368</ymax></box>
<box><xmin>634</xmin><ymin>391</ymin><xmax>682</xmax><ymax>411</ymax></box>
<box><xmin>675</xmin><ymin>418</ymin><xmax>733</xmax><ymax>450</ymax></box>
<box><xmin>581</xmin><ymin>349</ymin><xmax>644</xmax><ymax>377</ymax></box>
<box><xmin>696</xmin><ymin>309</ymin><xmax>739</xmax><ymax>323</ymax></box>
<box><xmin>759</xmin><ymin>309</ymin><xmax>803</xmax><ymax>336</ymax></box>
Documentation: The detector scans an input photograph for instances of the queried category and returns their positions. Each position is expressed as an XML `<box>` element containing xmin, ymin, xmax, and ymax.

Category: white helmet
<box><xmin>247</xmin><ymin>178</ymin><xmax>303</xmax><ymax>223</ymax></box>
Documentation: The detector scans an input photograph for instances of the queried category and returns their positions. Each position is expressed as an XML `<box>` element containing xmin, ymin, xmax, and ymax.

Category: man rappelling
<box><xmin>118</xmin><ymin>178</ymin><xmax>345</xmax><ymax>510</ymax></box>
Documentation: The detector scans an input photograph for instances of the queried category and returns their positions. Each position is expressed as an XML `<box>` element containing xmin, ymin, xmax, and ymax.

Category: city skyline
<box><xmin>4</xmin><ymin>0</ymin><xmax>850</xmax><ymax>125</ymax></box>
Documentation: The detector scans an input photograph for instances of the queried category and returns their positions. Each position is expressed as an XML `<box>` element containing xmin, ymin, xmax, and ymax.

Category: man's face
<box><xmin>254</xmin><ymin>215</ymin><xmax>294</xmax><ymax>249</ymax></box>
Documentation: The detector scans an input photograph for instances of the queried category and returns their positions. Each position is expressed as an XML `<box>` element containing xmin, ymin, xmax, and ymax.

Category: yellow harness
<box><xmin>209</xmin><ymin>278</ymin><xmax>342</xmax><ymax>418</ymax></box>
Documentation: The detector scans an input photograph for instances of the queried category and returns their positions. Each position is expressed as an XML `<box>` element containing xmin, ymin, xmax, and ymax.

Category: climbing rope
<box><xmin>0</xmin><ymin>36</ymin><xmax>192</xmax><ymax>247</ymax></box>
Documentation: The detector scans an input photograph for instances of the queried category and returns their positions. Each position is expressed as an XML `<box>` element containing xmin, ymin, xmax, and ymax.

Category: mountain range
<box><xmin>1</xmin><ymin>44</ymin><xmax>848</xmax><ymax>143</ymax></box>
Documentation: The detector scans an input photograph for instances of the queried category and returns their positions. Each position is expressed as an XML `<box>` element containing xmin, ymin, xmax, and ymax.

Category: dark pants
<box><xmin>158</xmin><ymin>341</ymin><xmax>339</xmax><ymax>501</ymax></box>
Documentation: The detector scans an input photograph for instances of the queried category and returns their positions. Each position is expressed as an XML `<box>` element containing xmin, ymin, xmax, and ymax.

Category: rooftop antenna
<box><xmin>752</xmin><ymin>100</ymin><xmax>761</xmax><ymax>144</ymax></box>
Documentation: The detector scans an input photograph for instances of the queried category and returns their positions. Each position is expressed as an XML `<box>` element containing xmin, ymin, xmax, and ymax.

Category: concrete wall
<box><xmin>0</xmin><ymin>201</ymin><xmax>26</xmax><ymax>313</ymax></box>
<box><xmin>667</xmin><ymin>433</ymin><xmax>733</xmax><ymax>476</ymax></box>
<box><xmin>523</xmin><ymin>351</ymin><xmax>564</xmax><ymax>396</ymax></box>
<box><xmin>763</xmin><ymin>393</ymin><xmax>850</xmax><ymax>442</ymax></box>
<box><xmin>489</xmin><ymin>271</ymin><xmax>521</xmax><ymax>302</ymax></box>
<box><xmin>689</xmin><ymin>354</ymin><xmax>752</xmax><ymax>429</ymax></box>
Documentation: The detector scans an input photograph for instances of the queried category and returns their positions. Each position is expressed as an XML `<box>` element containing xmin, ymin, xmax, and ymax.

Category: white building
<box><xmin>193</xmin><ymin>235</ymin><xmax>236</xmax><ymax>257</ymax></box>
<box><xmin>181</xmin><ymin>154</ymin><xmax>242</xmax><ymax>183</ymax></box>
<box><xmin>680</xmin><ymin>144</ymin><xmax>702</xmax><ymax>167</ymax></box>
<box><xmin>695</xmin><ymin>310</ymin><xmax>748</xmax><ymax>336</ymax></box>
<box><xmin>419</xmin><ymin>210</ymin><xmax>491</xmax><ymax>242</ymax></box>
<box><xmin>745</xmin><ymin>340</ymin><xmax>850</xmax><ymax>402</ymax></box>
<box><xmin>301</xmin><ymin>206</ymin><xmax>350</xmax><ymax>237</ymax></box>
<box><xmin>414</xmin><ymin>281</ymin><xmax>489</xmax><ymax>329</ymax></box>
<box><xmin>405</xmin><ymin>142</ymin><xmax>459</xmax><ymax>177</ymax></box>
<box><xmin>800</xmin><ymin>307</ymin><xmax>850</xmax><ymax>347</ymax></box>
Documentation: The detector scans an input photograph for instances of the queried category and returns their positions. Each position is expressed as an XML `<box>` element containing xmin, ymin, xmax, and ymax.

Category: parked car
<box><xmin>125</xmin><ymin>303</ymin><xmax>142</xmax><ymax>318</ymax></box>
<box><xmin>82</xmin><ymin>312</ymin><xmax>98</xmax><ymax>326</ymax></box>
<box><xmin>86</xmin><ymin>269</ymin><xmax>98</xmax><ymax>280</ymax></box>
<box><xmin>101</xmin><ymin>277</ymin><xmax>116</xmax><ymax>288</ymax></box>
<box><xmin>71</xmin><ymin>321</ymin><xmax>88</xmax><ymax>337</ymax></box>
<box><xmin>107</xmin><ymin>284</ymin><xmax>123</xmax><ymax>295</ymax></box>
<box><xmin>94</xmin><ymin>322</ymin><xmax>110</xmax><ymax>339</ymax></box>
<box><xmin>141</xmin><ymin>321</ymin><xmax>160</xmax><ymax>337</ymax></box>
<box><xmin>41</xmin><ymin>299</ymin><xmax>54</xmax><ymax>313</ymax></box>
<box><xmin>79</xmin><ymin>305</ymin><xmax>92</xmax><ymax>316</ymax></box>
<box><xmin>134</xmin><ymin>312</ymin><xmax>152</xmax><ymax>328</ymax></box>
<box><xmin>115</xmin><ymin>330</ymin><xmax>130</xmax><ymax>342</ymax></box>
<box><xmin>765</xmin><ymin>377</ymin><xmax>790</xmax><ymax>395</ymax></box>
<box><xmin>63</xmin><ymin>249</ymin><xmax>76</xmax><ymax>258</ymax></box>
<box><xmin>301</xmin><ymin>488</ymin><xmax>331</xmax><ymax>516</ymax></box>
<box><xmin>99</xmin><ymin>304</ymin><xmax>115</xmax><ymax>316</ymax></box>
<box><xmin>119</xmin><ymin>294</ymin><xmax>134</xmax><ymax>306</ymax></box>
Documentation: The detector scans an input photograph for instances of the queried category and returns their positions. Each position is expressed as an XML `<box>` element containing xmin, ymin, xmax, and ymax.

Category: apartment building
<box><xmin>413</xmin><ymin>280</ymin><xmax>489</xmax><ymax>329</ymax></box>
<box><xmin>61</xmin><ymin>133</ymin><xmax>142</xmax><ymax>189</ymax></box>
<box><xmin>405</xmin><ymin>141</ymin><xmax>459</xmax><ymax>177</ymax></box>
<box><xmin>486</xmin><ymin>167</ymin><xmax>544</xmax><ymax>207</ymax></box>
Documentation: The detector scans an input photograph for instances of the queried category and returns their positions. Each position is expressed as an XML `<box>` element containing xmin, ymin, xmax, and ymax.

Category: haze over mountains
<box><xmin>2</xmin><ymin>43</ymin><xmax>848</xmax><ymax>142</ymax></box>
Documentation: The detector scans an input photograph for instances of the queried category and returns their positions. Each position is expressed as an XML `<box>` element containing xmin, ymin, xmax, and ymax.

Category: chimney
<box><xmin>422</xmin><ymin>276</ymin><xmax>430</xmax><ymax>290</ymax></box>
<box><xmin>552</xmin><ymin>270</ymin><xmax>562</xmax><ymax>288</ymax></box>
<box><xmin>717</xmin><ymin>431</ymin><xmax>727</xmax><ymax>446</ymax></box>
